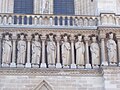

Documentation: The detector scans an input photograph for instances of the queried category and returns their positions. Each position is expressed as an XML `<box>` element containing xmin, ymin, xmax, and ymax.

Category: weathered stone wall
<box><xmin>103</xmin><ymin>67</ymin><xmax>120</xmax><ymax>90</ymax></box>
<box><xmin>0</xmin><ymin>68</ymin><xmax>104</xmax><ymax>90</ymax></box>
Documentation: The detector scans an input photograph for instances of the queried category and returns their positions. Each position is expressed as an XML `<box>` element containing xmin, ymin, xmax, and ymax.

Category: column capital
<box><xmin>84</xmin><ymin>36</ymin><xmax>90</xmax><ymax>41</ymax></box>
<box><xmin>116</xmin><ymin>35</ymin><xmax>120</xmax><ymax>39</ymax></box>
<box><xmin>26</xmin><ymin>35</ymin><xmax>32</xmax><ymax>41</ymax></box>
<box><xmin>12</xmin><ymin>35</ymin><xmax>17</xmax><ymax>40</ymax></box>
<box><xmin>100</xmin><ymin>34</ymin><xmax>106</xmax><ymax>39</ymax></box>
<box><xmin>70</xmin><ymin>34</ymin><xmax>75</xmax><ymax>42</ymax></box>
<box><xmin>56</xmin><ymin>34</ymin><xmax>61</xmax><ymax>41</ymax></box>
<box><xmin>41</xmin><ymin>35</ymin><xmax>46</xmax><ymax>41</ymax></box>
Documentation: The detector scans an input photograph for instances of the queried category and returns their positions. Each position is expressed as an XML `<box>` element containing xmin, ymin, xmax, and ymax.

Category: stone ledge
<box><xmin>102</xmin><ymin>66</ymin><xmax>120</xmax><ymax>74</ymax></box>
<box><xmin>0</xmin><ymin>68</ymin><xmax>103</xmax><ymax>76</ymax></box>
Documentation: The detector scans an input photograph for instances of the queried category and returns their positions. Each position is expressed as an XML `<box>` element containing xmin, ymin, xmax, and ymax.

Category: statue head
<box><xmin>35</xmin><ymin>34</ymin><xmax>39</xmax><ymax>41</ymax></box>
<box><xmin>78</xmin><ymin>35</ymin><xmax>82</xmax><ymax>41</ymax></box>
<box><xmin>5</xmin><ymin>34</ymin><xmax>9</xmax><ymax>40</ymax></box>
<box><xmin>20</xmin><ymin>34</ymin><xmax>24</xmax><ymax>40</ymax></box>
<box><xmin>109</xmin><ymin>33</ymin><xmax>113</xmax><ymax>39</ymax></box>
<box><xmin>49</xmin><ymin>35</ymin><xmax>53</xmax><ymax>41</ymax></box>
<box><xmin>92</xmin><ymin>36</ymin><xmax>96</xmax><ymax>42</ymax></box>
<box><xmin>63</xmin><ymin>35</ymin><xmax>68</xmax><ymax>42</ymax></box>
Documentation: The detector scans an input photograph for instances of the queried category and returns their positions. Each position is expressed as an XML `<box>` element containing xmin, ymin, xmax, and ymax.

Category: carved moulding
<box><xmin>33</xmin><ymin>80</ymin><xmax>53</xmax><ymax>90</ymax></box>
<box><xmin>0</xmin><ymin>68</ymin><xmax>103</xmax><ymax>76</ymax></box>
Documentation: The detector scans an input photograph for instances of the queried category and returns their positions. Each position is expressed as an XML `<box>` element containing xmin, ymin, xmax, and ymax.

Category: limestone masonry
<box><xmin>0</xmin><ymin>0</ymin><xmax>120</xmax><ymax>90</ymax></box>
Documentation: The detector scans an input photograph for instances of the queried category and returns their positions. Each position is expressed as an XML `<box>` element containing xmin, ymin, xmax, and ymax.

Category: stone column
<box><xmin>70</xmin><ymin>35</ymin><xmax>76</xmax><ymax>68</ymax></box>
<box><xmin>0</xmin><ymin>35</ymin><xmax>2</xmax><ymax>67</ymax></box>
<box><xmin>22</xmin><ymin>16</ymin><xmax>24</xmax><ymax>25</ymax></box>
<box><xmin>56</xmin><ymin>34</ymin><xmax>62</xmax><ymax>68</ymax></box>
<box><xmin>67</xmin><ymin>17</ymin><xmax>70</xmax><ymax>26</ymax></box>
<box><xmin>17</xmin><ymin>15</ymin><xmax>19</xmax><ymax>25</ymax></box>
<box><xmin>101</xmin><ymin>37</ymin><xmax>108</xmax><ymax>66</ymax></box>
<box><xmin>116</xmin><ymin>36</ymin><xmax>120</xmax><ymax>66</ymax></box>
<box><xmin>10</xmin><ymin>35</ymin><xmax>17</xmax><ymax>67</ymax></box>
<box><xmin>84</xmin><ymin>36</ymin><xmax>91</xmax><ymax>68</ymax></box>
<box><xmin>62</xmin><ymin>17</ymin><xmax>65</xmax><ymax>26</ymax></box>
<box><xmin>50</xmin><ymin>17</ymin><xmax>53</xmax><ymax>26</ymax></box>
<box><xmin>25</xmin><ymin>36</ymin><xmax>32</xmax><ymax>68</ymax></box>
<box><xmin>40</xmin><ymin>35</ymin><xmax>47</xmax><ymax>68</ymax></box>
<box><xmin>57</xmin><ymin>16</ymin><xmax>60</xmax><ymax>26</ymax></box>
<box><xmin>27</xmin><ymin>16</ymin><xmax>30</xmax><ymax>25</ymax></box>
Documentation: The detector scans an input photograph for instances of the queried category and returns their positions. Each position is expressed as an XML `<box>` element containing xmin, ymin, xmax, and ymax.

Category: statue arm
<box><xmin>82</xmin><ymin>43</ymin><xmax>85</xmax><ymax>53</ymax></box>
<box><xmin>75</xmin><ymin>42</ymin><xmax>80</xmax><ymax>49</ymax></box>
<box><xmin>65</xmin><ymin>43</ymin><xmax>71</xmax><ymax>50</ymax></box>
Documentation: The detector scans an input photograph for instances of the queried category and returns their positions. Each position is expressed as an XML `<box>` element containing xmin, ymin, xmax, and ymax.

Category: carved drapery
<box><xmin>0</xmin><ymin>32</ymin><xmax>119</xmax><ymax>69</ymax></box>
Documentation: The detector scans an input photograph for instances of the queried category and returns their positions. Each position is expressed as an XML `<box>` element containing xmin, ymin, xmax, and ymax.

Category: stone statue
<box><xmin>75</xmin><ymin>35</ymin><xmax>85</xmax><ymax>66</ymax></box>
<box><xmin>42</xmin><ymin>0</ymin><xmax>49</xmax><ymax>14</ymax></box>
<box><xmin>106</xmin><ymin>33</ymin><xmax>117</xmax><ymax>64</ymax></box>
<box><xmin>17</xmin><ymin>34</ymin><xmax>26</xmax><ymax>64</ymax></box>
<box><xmin>47</xmin><ymin>34</ymin><xmax>56</xmax><ymax>66</ymax></box>
<box><xmin>32</xmin><ymin>34</ymin><xmax>41</xmax><ymax>65</ymax></box>
<box><xmin>2</xmin><ymin>34</ymin><xmax>12</xmax><ymax>64</ymax></box>
<box><xmin>90</xmin><ymin>36</ymin><xmax>100</xmax><ymax>66</ymax></box>
<box><xmin>62</xmin><ymin>35</ymin><xmax>71</xmax><ymax>66</ymax></box>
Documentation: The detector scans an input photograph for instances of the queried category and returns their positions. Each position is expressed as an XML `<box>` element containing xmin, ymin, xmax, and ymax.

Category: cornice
<box><xmin>0</xmin><ymin>68</ymin><xmax>103</xmax><ymax>77</ymax></box>
<box><xmin>102</xmin><ymin>66</ymin><xmax>120</xmax><ymax>74</ymax></box>
<box><xmin>0</xmin><ymin>27</ymin><xmax>98</xmax><ymax>36</ymax></box>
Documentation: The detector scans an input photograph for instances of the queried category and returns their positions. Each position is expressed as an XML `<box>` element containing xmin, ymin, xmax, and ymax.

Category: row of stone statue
<box><xmin>0</xmin><ymin>32</ymin><xmax>117</xmax><ymax>68</ymax></box>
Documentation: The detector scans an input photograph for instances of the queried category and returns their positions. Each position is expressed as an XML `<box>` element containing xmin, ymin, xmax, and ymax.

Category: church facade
<box><xmin>0</xmin><ymin>0</ymin><xmax>120</xmax><ymax>90</ymax></box>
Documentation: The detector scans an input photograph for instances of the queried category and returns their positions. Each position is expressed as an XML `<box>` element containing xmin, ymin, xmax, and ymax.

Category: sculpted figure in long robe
<box><xmin>75</xmin><ymin>35</ymin><xmax>85</xmax><ymax>66</ymax></box>
<box><xmin>42</xmin><ymin>0</ymin><xmax>49</xmax><ymax>13</ymax></box>
<box><xmin>106</xmin><ymin>33</ymin><xmax>117</xmax><ymax>64</ymax></box>
<box><xmin>32</xmin><ymin>34</ymin><xmax>41</xmax><ymax>65</ymax></box>
<box><xmin>2</xmin><ymin>34</ymin><xmax>12</xmax><ymax>64</ymax></box>
<box><xmin>47</xmin><ymin>34</ymin><xmax>56</xmax><ymax>65</ymax></box>
<box><xmin>90</xmin><ymin>36</ymin><xmax>100</xmax><ymax>66</ymax></box>
<box><xmin>62</xmin><ymin>35</ymin><xmax>71</xmax><ymax>66</ymax></box>
<box><xmin>17</xmin><ymin>34</ymin><xmax>26</xmax><ymax>64</ymax></box>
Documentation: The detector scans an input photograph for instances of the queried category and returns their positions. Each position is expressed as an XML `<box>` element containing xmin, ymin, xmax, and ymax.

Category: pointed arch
<box><xmin>33</xmin><ymin>80</ymin><xmax>53</xmax><ymax>90</ymax></box>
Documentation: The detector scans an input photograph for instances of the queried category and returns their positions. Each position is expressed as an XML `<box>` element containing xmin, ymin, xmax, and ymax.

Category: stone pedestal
<box><xmin>71</xmin><ymin>64</ymin><xmax>76</xmax><ymax>69</ymax></box>
<box><xmin>32</xmin><ymin>64</ymin><xmax>39</xmax><ymax>68</ymax></box>
<box><xmin>2</xmin><ymin>64</ymin><xmax>10</xmax><ymax>67</ymax></box>
<box><xmin>85</xmin><ymin>64</ymin><xmax>92</xmax><ymax>69</ymax></box>
<box><xmin>56</xmin><ymin>63</ymin><xmax>62</xmax><ymax>68</ymax></box>
<box><xmin>10</xmin><ymin>63</ymin><xmax>16</xmax><ymax>68</ymax></box>
<box><xmin>17</xmin><ymin>64</ymin><xmax>25</xmax><ymax>68</ymax></box>
<box><xmin>40</xmin><ymin>63</ymin><xmax>47</xmax><ymax>68</ymax></box>
<box><xmin>25</xmin><ymin>63</ymin><xmax>31</xmax><ymax>68</ymax></box>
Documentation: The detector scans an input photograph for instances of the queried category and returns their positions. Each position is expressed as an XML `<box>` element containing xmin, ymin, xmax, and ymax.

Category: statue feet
<box><xmin>10</xmin><ymin>62</ymin><xmax>16</xmax><ymax>68</ymax></box>
<box><xmin>71</xmin><ymin>64</ymin><xmax>76</xmax><ymax>69</ymax></box>
<box><xmin>40</xmin><ymin>63</ymin><xmax>47</xmax><ymax>68</ymax></box>
<box><xmin>85</xmin><ymin>64</ymin><xmax>92</xmax><ymax>69</ymax></box>
<box><xmin>56</xmin><ymin>63</ymin><xmax>62</xmax><ymax>68</ymax></box>
<box><xmin>2</xmin><ymin>63</ymin><xmax>10</xmax><ymax>67</ymax></box>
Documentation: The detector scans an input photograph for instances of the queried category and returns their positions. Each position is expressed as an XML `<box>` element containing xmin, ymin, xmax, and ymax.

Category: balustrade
<box><xmin>0</xmin><ymin>14</ymin><xmax>98</xmax><ymax>27</ymax></box>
